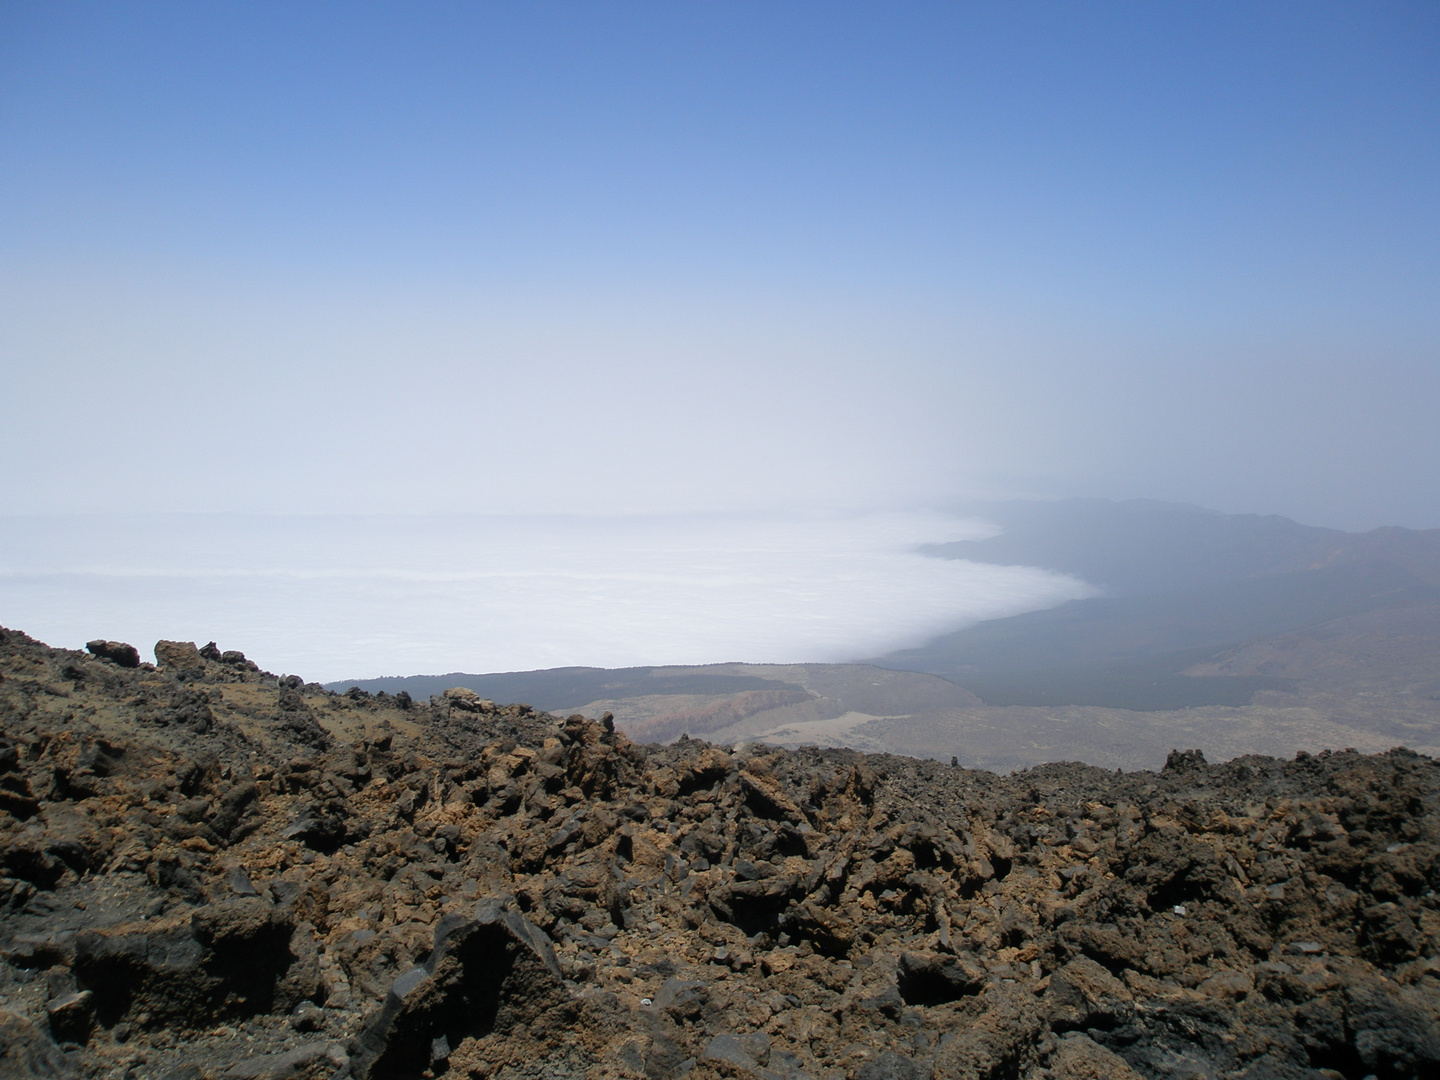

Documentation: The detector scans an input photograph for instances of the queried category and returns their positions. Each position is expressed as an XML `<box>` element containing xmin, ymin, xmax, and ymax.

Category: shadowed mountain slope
<box><xmin>922</xmin><ymin>498</ymin><xmax>1440</xmax><ymax>595</ymax></box>
<box><xmin>881</xmin><ymin>500</ymin><xmax>1440</xmax><ymax>712</ymax></box>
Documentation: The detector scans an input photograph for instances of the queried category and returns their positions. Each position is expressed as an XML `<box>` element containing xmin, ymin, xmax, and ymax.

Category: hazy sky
<box><xmin>3</xmin><ymin>3</ymin><xmax>1438</xmax><ymax>528</ymax></box>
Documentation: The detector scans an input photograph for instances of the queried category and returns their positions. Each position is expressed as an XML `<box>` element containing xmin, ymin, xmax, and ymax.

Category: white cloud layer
<box><xmin>0</xmin><ymin>511</ymin><xmax>1093</xmax><ymax>682</ymax></box>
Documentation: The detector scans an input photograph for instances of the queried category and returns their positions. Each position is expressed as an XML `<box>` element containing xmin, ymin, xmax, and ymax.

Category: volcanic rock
<box><xmin>0</xmin><ymin>623</ymin><xmax>1437</xmax><ymax>1080</ymax></box>
<box><xmin>154</xmin><ymin>639</ymin><xmax>206</xmax><ymax>671</ymax></box>
<box><xmin>85</xmin><ymin>640</ymin><xmax>140</xmax><ymax>668</ymax></box>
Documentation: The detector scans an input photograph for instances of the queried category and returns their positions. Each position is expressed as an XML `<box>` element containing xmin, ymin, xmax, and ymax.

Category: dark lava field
<box><xmin>1</xmin><ymin>627</ymin><xmax>1437</xmax><ymax>1080</ymax></box>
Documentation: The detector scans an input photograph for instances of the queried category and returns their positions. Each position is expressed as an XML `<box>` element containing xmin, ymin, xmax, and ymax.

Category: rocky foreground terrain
<box><xmin>2</xmin><ymin>627</ymin><xmax>1438</xmax><ymax>1080</ymax></box>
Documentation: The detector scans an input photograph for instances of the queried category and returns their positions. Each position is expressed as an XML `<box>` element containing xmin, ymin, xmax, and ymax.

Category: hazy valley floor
<box><xmin>347</xmin><ymin>660</ymin><xmax>1440</xmax><ymax>775</ymax></box>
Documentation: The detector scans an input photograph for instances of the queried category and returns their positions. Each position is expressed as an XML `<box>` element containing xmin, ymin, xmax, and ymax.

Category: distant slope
<box><xmin>886</xmin><ymin>499</ymin><xmax>1440</xmax><ymax>710</ymax></box>
<box><xmin>559</xmin><ymin>663</ymin><xmax>982</xmax><ymax>745</ymax></box>
<box><xmin>881</xmin><ymin>563</ymin><xmax>1428</xmax><ymax>675</ymax></box>
<box><xmin>326</xmin><ymin>662</ymin><xmax>981</xmax><ymax>743</ymax></box>
<box><xmin>1186</xmin><ymin>589</ymin><xmax>1440</xmax><ymax>699</ymax></box>
<box><xmin>926</xmin><ymin>497</ymin><xmax>1440</xmax><ymax>594</ymax></box>
<box><xmin>325</xmin><ymin>666</ymin><xmax>804</xmax><ymax>712</ymax></box>
<box><xmin>923</xmin><ymin>498</ymin><xmax>1348</xmax><ymax>595</ymax></box>
<box><xmin>873</xmin><ymin>564</ymin><xmax>1438</xmax><ymax>709</ymax></box>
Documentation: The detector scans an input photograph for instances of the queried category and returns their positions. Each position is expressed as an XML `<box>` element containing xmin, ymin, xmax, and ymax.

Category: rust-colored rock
<box><xmin>0</xmin><ymin>623</ymin><xmax>1437</xmax><ymax>1080</ymax></box>
<box><xmin>154</xmin><ymin>639</ymin><xmax>204</xmax><ymax>670</ymax></box>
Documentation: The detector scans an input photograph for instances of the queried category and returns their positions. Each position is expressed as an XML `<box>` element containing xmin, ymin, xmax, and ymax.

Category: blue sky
<box><xmin>3</xmin><ymin>2</ymin><xmax>1438</xmax><ymax>527</ymax></box>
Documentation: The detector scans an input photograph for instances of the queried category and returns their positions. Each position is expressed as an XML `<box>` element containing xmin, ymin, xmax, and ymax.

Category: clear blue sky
<box><xmin>3</xmin><ymin>2</ymin><xmax>1438</xmax><ymax>528</ymax></box>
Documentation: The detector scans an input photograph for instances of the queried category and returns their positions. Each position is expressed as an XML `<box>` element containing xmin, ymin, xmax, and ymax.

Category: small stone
<box><xmin>430</xmin><ymin>1034</ymin><xmax>450</xmax><ymax>1063</ymax></box>
<box><xmin>228</xmin><ymin>867</ymin><xmax>260</xmax><ymax>897</ymax></box>
<box><xmin>290</xmin><ymin>1001</ymin><xmax>325</xmax><ymax>1032</ymax></box>
<box><xmin>281</xmin><ymin>816</ymin><xmax>346</xmax><ymax>851</ymax></box>
<box><xmin>45</xmin><ymin>990</ymin><xmax>94</xmax><ymax>1042</ymax></box>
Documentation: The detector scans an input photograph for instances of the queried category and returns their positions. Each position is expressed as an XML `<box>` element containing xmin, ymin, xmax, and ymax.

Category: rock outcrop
<box><xmin>0</xmin><ymin>625</ymin><xmax>1437</xmax><ymax>1079</ymax></box>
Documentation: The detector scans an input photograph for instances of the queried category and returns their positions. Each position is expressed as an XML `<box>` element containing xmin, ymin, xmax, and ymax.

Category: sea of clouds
<box><xmin>0</xmin><ymin>511</ymin><xmax>1094</xmax><ymax>683</ymax></box>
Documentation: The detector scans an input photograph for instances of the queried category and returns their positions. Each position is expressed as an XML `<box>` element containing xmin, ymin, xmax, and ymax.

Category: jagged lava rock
<box><xmin>0</xmin><ymin>623</ymin><xmax>1436</xmax><ymax>1080</ymax></box>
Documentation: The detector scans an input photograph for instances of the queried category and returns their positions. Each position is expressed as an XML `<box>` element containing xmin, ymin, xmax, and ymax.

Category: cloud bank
<box><xmin>0</xmin><ymin>511</ymin><xmax>1093</xmax><ymax>682</ymax></box>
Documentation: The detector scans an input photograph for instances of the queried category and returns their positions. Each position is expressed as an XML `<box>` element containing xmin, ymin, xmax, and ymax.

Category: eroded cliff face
<box><xmin>1</xmin><ymin>625</ymin><xmax>1437</xmax><ymax>1080</ymax></box>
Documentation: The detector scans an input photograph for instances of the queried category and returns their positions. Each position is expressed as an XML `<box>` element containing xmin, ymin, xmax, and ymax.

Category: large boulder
<box><xmin>85</xmin><ymin>640</ymin><xmax>140</xmax><ymax>668</ymax></box>
<box><xmin>1044</xmin><ymin>956</ymin><xmax>1134</xmax><ymax>1031</ymax></box>
<box><xmin>442</xmin><ymin>687</ymin><xmax>494</xmax><ymax>713</ymax></box>
<box><xmin>0</xmin><ymin>1009</ymin><xmax>73</xmax><ymax>1078</ymax></box>
<box><xmin>896</xmin><ymin>950</ymin><xmax>987</xmax><ymax>1005</ymax></box>
<box><xmin>154</xmin><ymin>640</ymin><xmax>204</xmax><ymax>671</ymax></box>
<box><xmin>349</xmin><ymin>899</ymin><xmax>570</xmax><ymax>1079</ymax></box>
<box><xmin>73</xmin><ymin>898</ymin><xmax>319</xmax><ymax>1029</ymax></box>
<box><xmin>1044</xmin><ymin>1033</ymin><xmax>1144</xmax><ymax>1080</ymax></box>
<box><xmin>931</xmin><ymin>984</ymin><xmax>1044</xmax><ymax>1080</ymax></box>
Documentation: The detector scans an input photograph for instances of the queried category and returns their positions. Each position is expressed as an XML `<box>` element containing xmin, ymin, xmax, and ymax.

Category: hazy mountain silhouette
<box><xmin>924</xmin><ymin>498</ymin><xmax>1440</xmax><ymax>594</ymax></box>
<box><xmin>881</xmin><ymin>499</ymin><xmax>1440</xmax><ymax>710</ymax></box>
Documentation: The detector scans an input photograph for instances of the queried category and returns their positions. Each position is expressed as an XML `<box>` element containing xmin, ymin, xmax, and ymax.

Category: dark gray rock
<box><xmin>703</xmin><ymin>1031</ymin><xmax>771</xmax><ymax>1070</ymax></box>
<box><xmin>857</xmin><ymin>1049</ymin><xmax>923</xmax><ymax>1080</ymax></box>
<box><xmin>0</xmin><ymin>1008</ymin><xmax>74</xmax><ymax>1078</ymax></box>
<box><xmin>280</xmin><ymin>816</ymin><xmax>345</xmax><ymax>852</ymax></box>
<box><xmin>896</xmin><ymin>950</ymin><xmax>986</xmax><ymax>1005</ymax></box>
<box><xmin>349</xmin><ymin>901</ymin><xmax>569</xmax><ymax>1079</ymax></box>
<box><xmin>1347</xmin><ymin>981</ymin><xmax>1440</xmax><ymax>1077</ymax></box>
<box><xmin>759</xmin><ymin>1048</ymin><xmax>817</xmax><ymax>1080</ymax></box>
<box><xmin>226</xmin><ymin>866</ymin><xmax>260</xmax><ymax>897</ymax></box>
<box><xmin>217</xmin><ymin>1040</ymin><xmax>348</xmax><ymax>1079</ymax></box>
<box><xmin>44</xmin><ymin>990</ymin><xmax>93</xmax><ymax>1044</ymax></box>
<box><xmin>644</xmin><ymin>1033</ymin><xmax>695</xmax><ymax>1080</ymax></box>
<box><xmin>71</xmin><ymin>898</ymin><xmax>312</xmax><ymax>1029</ymax></box>
<box><xmin>86</xmin><ymin>640</ymin><xmax>140</xmax><ymax>668</ymax></box>
<box><xmin>655</xmin><ymin>978</ymin><xmax>709</xmax><ymax>1021</ymax></box>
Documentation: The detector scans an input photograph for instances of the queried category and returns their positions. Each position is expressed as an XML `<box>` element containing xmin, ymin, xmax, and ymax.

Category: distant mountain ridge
<box><xmin>923</xmin><ymin>498</ymin><xmax>1440</xmax><ymax>595</ymax></box>
<box><xmin>882</xmin><ymin>499</ymin><xmax>1440</xmax><ymax>711</ymax></box>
